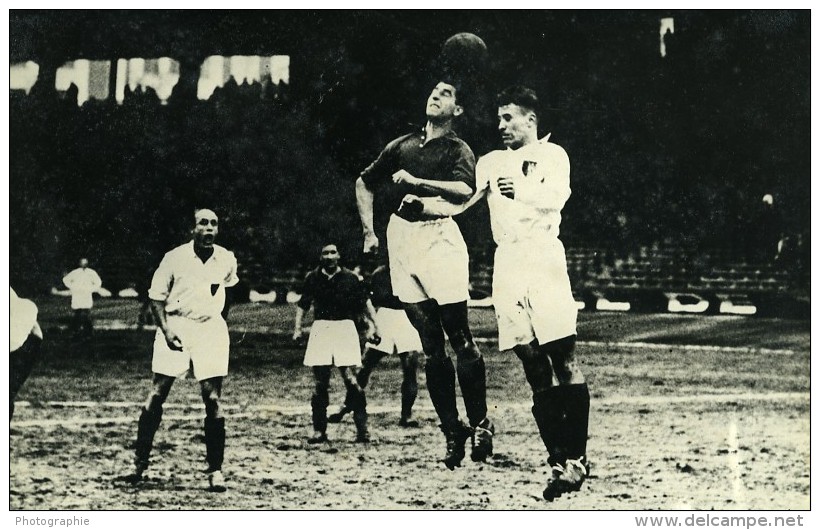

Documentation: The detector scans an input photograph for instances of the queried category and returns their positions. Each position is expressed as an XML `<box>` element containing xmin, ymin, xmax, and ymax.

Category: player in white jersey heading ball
<box><xmin>424</xmin><ymin>85</ymin><xmax>590</xmax><ymax>500</ymax></box>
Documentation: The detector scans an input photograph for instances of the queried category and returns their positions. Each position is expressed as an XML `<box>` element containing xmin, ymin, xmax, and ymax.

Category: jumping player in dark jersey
<box><xmin>355</xmin><ymin>80</ymin><xmax>494</xmax><ymax>469</ymax></box>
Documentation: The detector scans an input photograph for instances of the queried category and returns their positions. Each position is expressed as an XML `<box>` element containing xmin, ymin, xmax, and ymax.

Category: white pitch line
<box><xmin>619</xmin><ymin>316</ymin><xmax>723</xmax><ymax>343</ymax></box>
<box><xmin>727</xmin><ymin>414</ymin><xmax>747</xmax><ymax>509</ymax></box>
<box><xmin>576</xmin><ymin>340</ymin><xmax>797</xmax><ymax>356</ymax></box>
<box><xmin>11</xmin><ymin>392</ymin><xmax>808</xmax><ymax>428</ymax></box>
<box><xmin>48</xmin><ymin>323</ymin><xmax>800</xmax><ymax>356</ymax></box>
<box><xmin>595</xmin><ymin>392</ymin><xmax>808</xmax><ymax>406</ymax></box>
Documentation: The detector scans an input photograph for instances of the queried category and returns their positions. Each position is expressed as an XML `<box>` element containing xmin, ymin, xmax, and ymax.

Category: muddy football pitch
<box><xmin>9</xmin><ymin>300</ymin><xmax>810</xmax><ymax>510</ymax></box>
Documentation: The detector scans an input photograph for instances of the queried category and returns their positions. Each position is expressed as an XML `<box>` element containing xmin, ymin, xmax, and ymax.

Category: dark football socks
<box><xmin>310</xmin><ymin>392</ymin><xmax>329</xmax><ymax>434</ymax></box>
<box><xmin>457</xmin><ymin>354</ymin><xmax>488</xmax><ymax>427</ymax></box>
<box><xmin>401</xmin><ymin>371</ymin><xmax>418</xmax><ymax>420</ymax></box>
<box><xmin>425</xmin><ymin>355</ymin><xmax>460</xmax><ymax>431</ymax></box>
<box><xmin>532</xmin><ymin>388</ymin><xmax>565</xmax><ymax>466</ymax></box>
<box><xmin>562</xmin><ymin>383</ymin><xmax>590</xmax><ymax>459</ymax></box>
<box><xmin>204</xmin><ymin>417</ymin><xmax>225</xmax><ymax>472</ymax></box>
<box><xmin>135</xmin><ymin>406</ymin><xmax>163</xmax><ymax>468</ymax></box>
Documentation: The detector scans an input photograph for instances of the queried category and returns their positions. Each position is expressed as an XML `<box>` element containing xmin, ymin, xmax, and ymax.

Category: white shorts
<box><xmin>303</xmin><ymin>320</ymin><xmax>362</xmax><ymax>367</ymax></box>
<box><xmin>367</xmin><ymin>307</ymin><xmax>423</xmax><ymax>354</ymax></box>
<box><xmin>386</xmin><ymin>214</ymin><xmax>469</xmax><ymax>305</ymax></box>
<box><xmin>493</xmin><ymin>240</ymin><xmax>578</xmax><ymax>351</ymax></box>
<box><xmin>152</xmin><ymin>315</ymin><xmax>230</xmax><ymax>381</ymax></box>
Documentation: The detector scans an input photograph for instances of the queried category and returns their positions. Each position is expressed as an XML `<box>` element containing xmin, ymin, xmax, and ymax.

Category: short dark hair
<box><xmin>436</xmin><ymin>75</ymin><xmax>471</xmax><ymax>114</ymax></box>
<box><xmin>497</xmin><ymin>85</ymin><xmax>539</xmax><ymax>116</ymax></box>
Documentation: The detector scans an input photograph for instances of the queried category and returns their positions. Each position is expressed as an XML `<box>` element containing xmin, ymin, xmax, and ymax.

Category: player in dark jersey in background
<box><xmin>328</xmin><ymin>261</ymin><xmax>423</xmax><ymax>428</ymax></box>
<box><xmin>293</xmin><ymin>243</ymin><xmax>379</xmax><ymax>444</ymax></box>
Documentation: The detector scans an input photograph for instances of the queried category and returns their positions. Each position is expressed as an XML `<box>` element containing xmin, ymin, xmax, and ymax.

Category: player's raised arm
<box><xmin>392</xmin><ymin>169</ymin><xmax>474</xmax><ymax>202</ymax></box>
<box><xmin>414</xmin><ymin>185</ymin><xmax>488</xmax><ymax>218</ymax></box>
<box><xmin>424</xmin><ymin>149</ymin><xmax>492</xmax><ymax>216</ymax></box>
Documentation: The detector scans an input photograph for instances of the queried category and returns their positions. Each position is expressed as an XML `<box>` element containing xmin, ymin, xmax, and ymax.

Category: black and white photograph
<box><xmin>6</xmin><ymin>7</ymin><xmax>811</xmax><ymax>515</ymax></box>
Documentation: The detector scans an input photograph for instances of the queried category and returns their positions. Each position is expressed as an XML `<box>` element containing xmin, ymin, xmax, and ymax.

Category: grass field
<box><xmin>9</xmin><ymin>298</ymin><xmax>811</xmax><ymax>510</ymax></box>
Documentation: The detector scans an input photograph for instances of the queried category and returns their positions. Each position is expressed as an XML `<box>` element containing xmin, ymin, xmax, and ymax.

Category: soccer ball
<box><xmin>440</xmin><ymin>32</ymin><xmax>489</xmax><ymax>75</ymax></box>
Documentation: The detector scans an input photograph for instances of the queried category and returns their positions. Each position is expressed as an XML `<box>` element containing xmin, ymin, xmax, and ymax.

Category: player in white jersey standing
<box><xmin>124</xmin><ymin>208</ymin><xmax>239</xmax><ymax>492</ymax></box>
<box><xmin>424</xmin><ymin>85</ymin><xmax>590</xmax><ymax>499</ymax></box>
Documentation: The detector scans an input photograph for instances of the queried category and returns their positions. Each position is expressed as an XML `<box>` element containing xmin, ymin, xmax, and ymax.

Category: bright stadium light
<box><xmin>10</xmin><ymin>61</ymin><xmax>39</xmax><ymax>93</ymax></box>
<box><xmin>115</xmin><ymin>57</ymin><xmax>180</xmax><ymax>104</ymax></box>
<box><xmin>660</xmin><ymin>17</ymin><xmax>675</xmax><ymax>57</ymax></box>
<box><xmin>198</xmin><ymin>55</ymin><xmax>290</xmax><ymax>100</ymax></box>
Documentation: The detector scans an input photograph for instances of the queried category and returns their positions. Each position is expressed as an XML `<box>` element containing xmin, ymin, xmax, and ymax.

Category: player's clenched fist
<box><xmin>392</xmin><ymin>169</ymin><xmax>417</xmax><ymax>186</ymax></box>
<box><xmin>497</xmin><ymin>176</ymin><xmax>515</xmax><ymax>199</ymax></box>
<box><xmin>163</xmin><ymin>328</ymin><xmax>183</xmax><ymax>351</ymax></box>
<box><xmin>365</xmin><ymin>324</ymin><xmax>381</xmax><ymax>346</ymax></box>
<box><xmin>362</xmin><ymin>232</ymin><xmax>379</xmax><ymax>255</ymax></box>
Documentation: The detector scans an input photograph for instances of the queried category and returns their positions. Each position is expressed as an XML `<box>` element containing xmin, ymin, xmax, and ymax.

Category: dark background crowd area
<box><xmin>9</xmin><ymin>10</ymin><xmax>810</xmax><ymax>303</ymax></box>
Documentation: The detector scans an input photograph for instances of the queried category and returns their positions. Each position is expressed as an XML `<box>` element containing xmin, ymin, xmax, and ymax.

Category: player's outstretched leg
<box><xmin>398</xmin><ymin>351</ymin><xmax>420</xmax><ymax>427</ymax></box>
<box><xmin>441</xmin><ymin>302</ymin><xmax>493</xmax><ymax>462</ymax></box>
<box><xmin>405</xmin><ymin>301</ymin><xmax>469</xmax><ymax>469</ymax></box>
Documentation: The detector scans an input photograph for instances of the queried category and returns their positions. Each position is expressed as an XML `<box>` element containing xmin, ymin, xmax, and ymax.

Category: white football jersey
<box><xmin>476</xmin><ymin>139</ymin><xmax>571</xmax><ymax>245</ymax></box>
